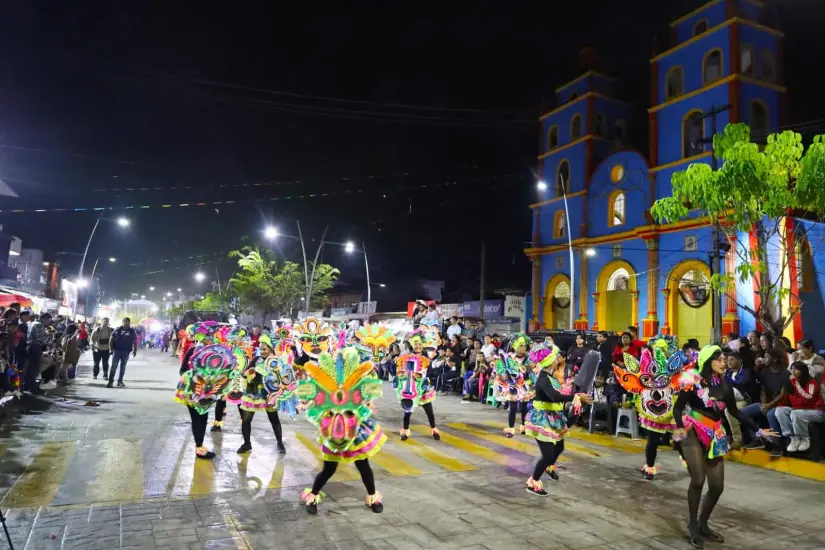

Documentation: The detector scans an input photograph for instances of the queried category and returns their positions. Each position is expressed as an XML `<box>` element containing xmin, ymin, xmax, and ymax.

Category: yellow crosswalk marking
<box><xmin>2</xmin><ymin>441</ymin><xmax>77</xmax><ymax>507</ymax></box>
<box><xmin>294</xmin><ymin>432</ymin><xmax>360</xmax><ymax>481</ymax></box>
<box><xmin>479</xmin><ymin>421</ymin><xmax>610</xmax><ymax>458</ymax></box>
<box><xmin>369</xmin><ymin>448</ymin><xmax>423</xmax><ymax>476</ymax></box>
<box><xmin>409</xmin><ymin>425</ymin><xmax>529</xmax><ymax>467</ymax></box>
<box><xmin>446</xmin><ymin>423</ymin><xmax>569</xmax><ymax>463</ymax></box>
<box><xmin>400</xmin><ymin>438</ymin><xmax>477</xmax><ymax>472</ymax></box>
<box><xmin>88</xmin><ymin>438</ymin><xmax>144</xmax><ymax>502</ymax></box>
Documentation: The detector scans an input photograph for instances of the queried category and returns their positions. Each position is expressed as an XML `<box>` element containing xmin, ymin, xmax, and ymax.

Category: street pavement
<box><xmin>0</xmin><ymin>351</ymin><xmax>824</xmax><ymax>550</ymax></box>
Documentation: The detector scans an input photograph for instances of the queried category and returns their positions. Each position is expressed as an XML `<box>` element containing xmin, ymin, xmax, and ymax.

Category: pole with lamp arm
<box><xmin>295</xmin><ymin>221</ymin><xmax>310</xmax><ymax>306</ymax></box>
<box><xmin>537</xmin><ymin>177</ymin><xmax>574</xmax><ymax>329</ymax></box>
<box><xmin>362</xmin><ymin>241</ymin><xmax>371</xmax><ymax>307</ymax></box>
<box><xmin>305</xmin><ymin>225</ymin><xmax>329</xmax><ymax>310</ymax></box>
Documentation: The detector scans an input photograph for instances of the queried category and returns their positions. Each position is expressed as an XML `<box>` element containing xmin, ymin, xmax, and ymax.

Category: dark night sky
<box><xmin>0</xmin><ymin>1</ymin><xmax>822</xmax><ymax>306</ymax></box>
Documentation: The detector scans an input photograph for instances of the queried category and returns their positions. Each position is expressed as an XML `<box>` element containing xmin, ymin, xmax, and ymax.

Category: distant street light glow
<box><xmin>344</xmin><ymin>241</ymin><xmax>356</xmax><ymax>253</ymax></box>
<box><xmin>116</xmin><ymin>217</ymin><xmax>130</xmax><ymax>227</ymax></box>
<box><xmin>177</xmin><ymin>288</ymin><xmax>182</xmax><ymax>292</ymax></box>
<box><xmin>264</xmin><ymin>226</ymin><xmax>279</xmax><ymax>239</ymax></box>
<box><xmin>379</xmin><ymin>283</ymin><xmax>386</xmax><ymax>288</ymax></box>
<box><xmin>77</xmin><ymin>279</ymin><xmax>89</xmax><ymax>288</ymax></box>
<box><xmin>149</xmin><ymin>286</ymin><xmax>155</xmax><ymax>291</ymax></box>
<box><xmin>536</xmin><ymin>180</ymin><xmax>548</xmax><ymax>191</ymax></box>
<box><xmin>585</xmin><ymin>248</ymin><xmax>596</xmax><ymax>257</ymax></box>
<box><xmin>108</xmin><ymin>257</ymin><xmax>117</xmax><ymax>262</ymax></box>
<box><xmin>195</xmin><ymin>272</ymin><xmax>206</xmax><ymax>282</ymax></box>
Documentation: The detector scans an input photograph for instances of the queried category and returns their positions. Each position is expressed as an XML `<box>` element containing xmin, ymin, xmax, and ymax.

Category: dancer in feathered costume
<box><xmin>211</xmin><ymin>325</ymin><xmax>250</xmax><ymax>432</ymax></box>
<box><xmin>355</xmin><ymin>323</ymin><xmax>396</xmax><ymax>363</ymax></box>
<box><xmin>296</xmin><ymin>347</ymin><xmax>386</xmax><ymax>515</ymax></box>
<box><xmin>227</xmin><ymin>333</ymin><xmax>296</xmax><ymax>454</ymax></box>
<box><xmin>498</xmin><ymin>333</ymin><xmax>534</xmax><ymax>437</ymax></box>
<box><xmin>673</xmin><ymin>345</ymin><xmax>774</xmax><ymax>548</ymax></box>
<box><xmin>524</xmin><ymin>344</ymin><xmax>592</xmax><ymax>495</ymax></box>
<box><xmin>395</xmin><ymin>328</ymin><xmax>440</xmax><ymax>441</ymax></box>
<box><xmin>614</xmin><ymin>338</ymin><xmax>684</xmax><ymax>480</ymax></box>
<box><xmin>175</xmin><ymin>341</ymin><xmax>246</xmax><ymax>460</ymax></box>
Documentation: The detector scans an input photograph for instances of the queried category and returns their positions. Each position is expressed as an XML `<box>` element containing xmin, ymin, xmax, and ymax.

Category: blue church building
<box><xmin>524</xmin><ymin>0</ymin><xmax>820</xmax><ymax>345</ymax></box>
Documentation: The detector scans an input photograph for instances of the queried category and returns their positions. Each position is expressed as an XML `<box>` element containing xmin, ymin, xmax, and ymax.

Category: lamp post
<box><xmin>538</xmin><ymin>177</ymin><xmax>574</xmax><ymax>329</ymax></box>
<box><xmin>79</xmin><ymin>213</ymin><xmax>129</xmax><ymax>282</ymax></box>
<box><xmin>264</xmin><ymin>222</ymin><xmax>312</xmax><ymax>308</ymax></box>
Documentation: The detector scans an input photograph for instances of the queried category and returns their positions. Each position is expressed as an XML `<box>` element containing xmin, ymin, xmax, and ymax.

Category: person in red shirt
<box><xmin>612</xmin><ymin>332</ymin><xmax>641</xmax><ymax>369</ymax></box>
<box><xmin>773</xmin><ymin>361</ymin><xmax>825</xmax><ymax>453</ymax></box>
<box><xmin>627</xmin><ymin>325</ymin><xmax>645</xmax><ymax>351</ymax></box>
<box><xmin>250</xmin><ymin>325</ymin><xmax>261</xmax><ymax>350</ymax></box>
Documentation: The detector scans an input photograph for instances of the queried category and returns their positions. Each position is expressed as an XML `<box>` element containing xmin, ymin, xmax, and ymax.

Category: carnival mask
<box><xmin>295</xmin><ymin>348</ymin><xmax>381</xmax><ymax>452</ymax></box>
<box><xmin>395</xmin><ymin>353</ymin><xmax>429</xmax><ymax>401</ymax></box>
<box><xmin>260</xmin><ymin>354</ymin><xmax>298</xmax><ymax>407</ymax></box>
<box><xmin>187</xmin><ymin>344</ymin><xmax>239</xmax><ymax>414</ymax></box>
<box><xmin>355</xmin><ymin>323</ymin><xmax>396</xmax><ymax>361</ymax></box>
<box><xmin>293</xmin><ymin>317</ymin><xmax>332</xmax><ymax>359</ymax></box>
<box><xmin>614</xmin><ymin>348</ymin><xmax>681</xmax><ymax>422</ymax></box>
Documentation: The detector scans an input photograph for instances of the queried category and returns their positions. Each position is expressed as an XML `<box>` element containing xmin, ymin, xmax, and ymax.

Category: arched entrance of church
<box><xmin>597</xmin><ymin>260</ymin><xmax>637</xmax><ymax>332</ymax></box>
<box><xmin>668</xmin><ymin>260</ymin><xmax>712</xmax><ymax>347</ymax></box>
<box><xmin>543</xmin><ymin>274</ymin><xmax>571</xmax><ymax>330</ymax></box>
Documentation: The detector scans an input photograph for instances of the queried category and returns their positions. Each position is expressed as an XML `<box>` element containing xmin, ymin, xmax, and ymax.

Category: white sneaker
<box><xmin>786</xmin><ymin>437</ymin><xmax>800</xmax><ymax>453</ymax></box>
<box><xmin>797</xmin><ymin>437</ymin><xmax>811</xmax><ymax>452</ymax></box>
<box><xmin>40</xmin><ymin>381</ymin><xmax>58</xmax><ymax>390</ymax></box>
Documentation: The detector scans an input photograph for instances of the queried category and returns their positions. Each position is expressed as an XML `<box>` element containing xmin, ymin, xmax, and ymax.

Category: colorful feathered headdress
<box><xmin>529</xmin><ymin>343</ymin><xmax>560</xmax><ymax>369</ymax></box>
<box><xmin>507</xmin><ymin>332</ymin><xmax>532</xmax><ymax>354</ymax></box>
<box><xmin>356</xmin><ymin>323</ymin><xmax>396</xmax><ymax>361</ymax></box>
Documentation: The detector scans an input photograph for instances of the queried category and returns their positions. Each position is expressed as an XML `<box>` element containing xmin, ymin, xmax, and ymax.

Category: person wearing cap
<box><xmin>523</xmin><ymin>344</ymin><xmax>592</xmax><ymax>496</ymax></box>
<box><xmin>672</xmin><ymin>345</ymin><xmax>776</xmax><ymax>549</ymax></box>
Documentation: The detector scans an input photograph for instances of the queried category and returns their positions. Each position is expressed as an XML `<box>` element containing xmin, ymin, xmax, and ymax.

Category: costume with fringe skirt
<box><xmin>296</xmin><ymin>347</ymin><xmax>386</xmax><ymax>514</ymax></box>
<box><xmin>394</xmin><ymin>327</ymin><xmax>440</xmax><ymax>440</ymax></box>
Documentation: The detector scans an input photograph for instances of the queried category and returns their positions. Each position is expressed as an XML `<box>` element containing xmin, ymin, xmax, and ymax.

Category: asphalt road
<box><xmin>0</xmin><ymin>350</ymin><xmax>823</xmax><ymax>550</ymax></box>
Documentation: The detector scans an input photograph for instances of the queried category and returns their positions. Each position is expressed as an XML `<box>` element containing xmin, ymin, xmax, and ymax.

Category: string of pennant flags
<box><xmin>0</xmin><ymin>173</ymin><xmax>518</xmax><ymax>214</ymax></box>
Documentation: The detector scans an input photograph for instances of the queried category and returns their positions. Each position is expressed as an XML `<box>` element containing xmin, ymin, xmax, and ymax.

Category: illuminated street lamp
<box><xmin>585</xmin><ymin>248</ymin><xmax>596</xmax><ymax>257</ymax></box>
<box><xmin>116</xmin><ymin>217</ymin><xmax>130</xmax><ymax>227</ymax></box>
<box><xmin>536</xmin><ymin>180</ymin><xmax>548</xmax><ymax>191</ymax></box>
<box><xmin>149</xmin><ymin>286</ymin><xmax>155</xmax><ymax>291</ymax></box>
<box><xmin>195</xmin><ymin>272</ymin><xmax>206</xmax><ymax>282</ymax></box>
<box><xmin>344</xmin><ymin>241</ymin><xmax>356</xmax><ymax>253</ymax></box>
<box><xmin>264</xmin><ymin>226</ymin><xmax>279</xmax><ymax>239</ymax></box>
<box><xmin>77</xmin><ymin>278</ymin><xmax>89</xmax><ymax>288</ymax></box>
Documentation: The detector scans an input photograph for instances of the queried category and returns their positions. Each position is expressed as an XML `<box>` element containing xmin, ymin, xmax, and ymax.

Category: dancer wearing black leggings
<box><xmin>234</xmin><ymin>335</ymin><xmax>286</xmax><ymax>454</ymax></box>
<box><xmin>401</xmin><ymin>400</ymin><xmax>436</xmax><ymax>438</ymax></box>
<box><xmin>395</xmin><ymin>331</ymin><xmax>440</xmax><ymax>441</ymax></box>
<box><xmin>524</xmin><ymin>346</ymin><xmax>591</xmax><ymax>496</ymax></box>
<box><xmin>673</xmin><ymin>345</ymin><xmax>773</xmax><ymax>549</ymax></box>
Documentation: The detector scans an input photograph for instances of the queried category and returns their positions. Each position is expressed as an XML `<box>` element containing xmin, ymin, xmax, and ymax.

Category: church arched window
<box><xmin>666</xmin><ymin>67</ymin><xmax>684</xmax><ymax>99</ymax></box>
<box><xmin>683</xmin><ymin>110</ymin><xmax>705</xmax><ymax>158</ymax></box>
<box><xmin>570</xmin><ymin>114</ymin><xmax>582</xmax><ymax>140</ymax></box>
<box><xmin>703</xmin><ymin>49</ymin><xmax>723</xmax><ymax>84</ymax></box>
<box><xmin>556</xmin><ymin>160</ymin><xmax>570</xmax><ymax>195</ymax></box>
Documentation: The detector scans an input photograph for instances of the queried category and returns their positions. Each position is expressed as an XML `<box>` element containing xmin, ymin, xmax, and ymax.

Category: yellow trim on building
<box><xmin>596</xmin><ymin>259</ymin><xmax>638</xmax><ymax>332</ymax></box>
<box><xmin>543</xmin><ymin>273</ymin><xmax>572</xmax><ymax>330</ymax></box>
<box><xmin>552</xmin><ymin>210</ymin><xmax>566</xmax><ymax>239</ymax></box>
<box><xmin>570</xmin><ymin>114</ymin><xmax>582</xmax><ymax>140</ymax></box>
<box><xmin>530</xmin><ymin>190</ymin><xmax>587</xmax><ymax>209</ymax></box>
<box><xmin>653</xmin><ymin>18</ymin><xmax>783</xmax><ymax>64</ymax></box>
<box><xmin>669</xmin><ymin>0</ymin><xmax>723</xmax><ymax>28</ymax></box>
<box><xmin>666</xmin><ymin>259</ymin><xmax>712</xmax><ymax>340</ymax></box>
<box><xmin>682</xmin><ymin>108</ymin><xmax>707</xmax><ymax>162</ymax></box>
<box><xmin>539</xmin><ymin>92</ymin><xmax>628</xmax><ymax>121</ymax></box>
<box><xmin>537</xmin><ymin>135</ymin><xmax>606</xmax><ymax>160</ymax></box>
<box><xmin>650</xmin><ymin>152</ymin><xmax>712</xmax><ymax>174</ymax></box>
<box><xmin>607</xmin><ymin>189</ymin><xmax>626</xmax><ymax>228</ymax></box>
<box><xmin>524</xmin><ymin>217</ymin><xmax>713</xmax><ymax>257</ymax></box>
<box><xmin>701</xmin><ymin>47</ymin><xmax>725</xmax><ymax>86</ymax></box>
<box><xmin>647</xmin><ymin>74</ymin><xmax>784</xmax><ymax>114</ymax></box>
<box><xmin>664</xmin><ymin>65</ymin><xmax>685</xmax><ymax>100</ymax></box>
<box><xmin>554</xmin><ymin>70</ymin><xmax>617</xmax><ymax>93</ymax></box>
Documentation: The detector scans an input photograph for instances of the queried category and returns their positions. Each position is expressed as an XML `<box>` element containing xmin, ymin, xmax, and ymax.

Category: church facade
<box><xmin>525</xmin><ymin>0</ymin><xmax>823</xmax><ymax>346</ymax></box>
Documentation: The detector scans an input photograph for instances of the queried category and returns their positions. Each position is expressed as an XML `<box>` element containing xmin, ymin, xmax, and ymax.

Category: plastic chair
<box><xmin>486</xmin><ymin>382</ymin><xmax>497</xmax><ymax>406</ymax></box>
<box><xmin>615</xmin><ymin>407</ymin><xmax>640</xmax><ymax>439</ymax></box>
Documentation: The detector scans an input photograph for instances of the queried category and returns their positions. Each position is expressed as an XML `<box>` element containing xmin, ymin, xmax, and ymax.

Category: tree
<box><xmin>651</xmin><ymin>123</ymin><xmax>825</xmax><ymax>337</ymax></box>
<box><xmin>227</xmin><ymin>247</ymin><xmax>340</xmax><ymax>320</ymax></box>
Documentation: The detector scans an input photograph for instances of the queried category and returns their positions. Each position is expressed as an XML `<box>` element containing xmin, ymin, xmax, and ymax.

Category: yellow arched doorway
<box><xmin>543</xmin><ymin>274</ymin><xmax>571</xmax><ymax>330</ymax></box>
<box><xmin>668</xmin><ymin>260</ymin><xmax>712</xmax><ymax>347</ymax></box>
<box><xmin>597</xmin><ymin>260</ymin><xmax>637</xmax><ymax>332</ymax></box>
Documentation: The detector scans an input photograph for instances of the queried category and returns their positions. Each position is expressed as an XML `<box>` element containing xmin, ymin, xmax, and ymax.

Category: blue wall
<box><xmin>657</xmin><ymin>27</ymin><xmax>731</xmax><ymax>104</ymax></box>
<box><xmin>739</xmin><ymin>82</ymin><xmax>779</xmax><ymax>130</ymax></box>
<box><xmin>673</xmin><ymin>2</ymin><xmax>728</xmax><ymax>44</ymax></box>
<box><xmin>585</xmin><ymin>238</ymin><xmax>650</xmax><ymax>330</ymax></box>
<box><xmin>656</xmin><ymin>85</ymin><xmax>730</xmax><ymax>166</ymax></box>
<box><xmin>541</xmin><ymin>101</ymin><xmax>588</xmax><ymax>152</ymax></box>
<box><xmin>536</xmin><ymin>141</ymin><xmax>587</xmax><ymax>200</ymax></box>
<box><xmin>588</xmin><ymin>151</ymin><xmax>649</xmax><ymax>236</ymax></box>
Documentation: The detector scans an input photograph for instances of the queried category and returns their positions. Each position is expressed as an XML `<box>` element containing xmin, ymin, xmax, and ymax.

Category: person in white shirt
<box><xmin>446</xmin><ymin>317</ymin><xmax>462</xmax><ymax>340</ymax></box>
<box><xmin>481</xmin><ymin>334</ymin><xmax>496</xmax><ymax>360</ymax></box>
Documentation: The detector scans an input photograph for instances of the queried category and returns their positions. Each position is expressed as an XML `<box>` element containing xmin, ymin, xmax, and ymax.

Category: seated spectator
<box><xmin>754</xmin><ymin>333</ymin><xmax>774</xmax><ymax>372</ymax></box>
<box><xmin>792</xmin><ymin>339</ymin><xmax>825</xmax><ymax>383</ymax></box>
<box><xmin>428</xmin><ymin>347</ymin><xmax>447</xmax><ymax>385</ymax></box>
<box><xmin>774</xmin><ymin>361</ymin><xmax>825</xmax><ymax>453</ymax></box>
<box><xmin>481</xmin><ymin>335</ymin><xmax>496</xmax><ymax>361</ymax></box>
<box><xmin>582</xmin><ymin>373</ymin><xmax>621</xmax><ymax>430</ymax></box>
<box><xmin>741</xmin><ymin>348</ymin><xmax>790</xmax><ymax>454</ymax></box>
<box><xmin>437</xmin><ymin>355</ymin><xmax>460</xmax><ymax>394</ymax></box>
<box><xmin>612</xmin><ymin>332</ymin><xmax>640</xmax><ymax>369</ymax></box>
<box><xmin>724</xmin><ymin>351</ymin><xmax>759</xmax><ymax>447</ymax></box>
<box><xmin>595</xmin><ymin>331</ymin><xmax>613</xmax><ymax>374</ymax></box>
<box><xmin>461</xmin><ymin>342</ymin><xmax>486</xmax><ymax>402</ymax></box>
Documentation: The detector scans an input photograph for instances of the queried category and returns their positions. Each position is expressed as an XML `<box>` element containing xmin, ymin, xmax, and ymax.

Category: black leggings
<box><xmin>508</xmin><ymin>401</ymin><xmax>528</xmax><ymax>428</ymax></box>
<box><xmin>241</xmin><ymin>409</ymin><xmax>283</xmax><ymax>445</ymax></box>
<box><xmin>402</xmin><ymin>402</ymin><xmax>436</xmax><ymax>429</ymax></box>
<box><xmin>645</xmin><ymin>431</ymin><xmax>668</xmax><ymax>467</ymax></box>
<box><xmin>187</xmin><ymin>406</ymin><xmax>209</xmax><ymax>447</ymax></box>
<box><xmin>311</xmin><ymin>459</ymin><xmax>376</xmax><ymax>495</ymax></box>
<box><xmin>681</xmin><ymin>430</ymin><xmax>725</xmax><ymax>528</ymax></box>
<box><xmin>532</xmin><ymin>439</ymin><xmax>565</xmax><ymax>480</ymax></box>
<box><xmin>214</xmin><ymin>399</ymin><xmax>226</xmax><ymax>421</ymax></box>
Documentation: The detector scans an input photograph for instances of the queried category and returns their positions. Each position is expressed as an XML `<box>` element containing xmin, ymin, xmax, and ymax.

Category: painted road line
<box><xmin>479</xmin><ymin>420</ymin><xmax>610</xmax><ymax>458</ymax></box>
<box><xmin>368</xmin><ymin>446</ymin><xmax>424</xmax><ymax>477</ymax></box>
<box><xmin>294</xmin><ymin>432</ymin><xmax>360</xmax><ymax>481</ymax></box>
<box><xmin>87</xmin><ymin>438</ymin><xmax>144</xmax><ymax>502</ymax></box>
<box><xmin>2</xmin><ymin>441</ymin><xmax>77</xmax><ymax>508</ymax></box>
<box><xmin>399</xmin><ymin>438</ymin><xmax>477</xmax><ymax>472</ymax></box>
<box><xmin>447</xmin><ymin>423</ymin><xmax>569</xmax><ymax>463</ymax></box>
<box><xmin>409</xmin><ymin>425</ymin><xmax>530</xmax><ymax>468</ymax></box>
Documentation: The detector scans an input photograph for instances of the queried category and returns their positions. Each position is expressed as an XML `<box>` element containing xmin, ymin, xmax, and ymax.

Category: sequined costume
<box><xmin>613</xmin><ymin>338</ymin><xmax>685</xmax><ymax>479</ymax></box>
<box><xmin>524</xmin><ymin>344</ymin><xmax>587</xmax><ymax>496</ymax></box>
<box><xmin>394</xmin><ymin>328</ymin><xmax>440</xmax><ymax>441</ymax></box>
<box><xmin>296</xmin><ymin>347</ymin><xmax>386</xmax><ymax>515</ymax></box>
<box><xmin>499</xmin><ymin>332</ymin><xmax>534</xmax><ymax>437</ymax></box>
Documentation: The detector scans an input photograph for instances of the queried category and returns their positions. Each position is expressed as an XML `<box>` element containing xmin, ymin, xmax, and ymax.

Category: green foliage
<box><xmin>227</xmin><ymin>247</ymin><xmax>340</xmax><ymax>319</ymax></box>
<box><xmin>651</xmin><ymin>123</ymin><xmax>825</xmax><ymax>334</ymax></box>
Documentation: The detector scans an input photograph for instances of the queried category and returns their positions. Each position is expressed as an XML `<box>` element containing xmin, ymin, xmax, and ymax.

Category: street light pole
<box><xmin>305</xmin><ymin>225</ymin><xmax>329</xmax><ymax>310</ymax></box>
<box><xmin>295</xmin><ymin>221</ymin><xmax>310</xmax><ymax>308</ymax></box>
<box><xmin>560</xmin><ymin>175</ymin><xmax>575</xmax><ymax>330</ymax></box>
<box><xmin>363</xmin><ymin>241</ymin><xmax>371</xmax><ymax>307</ymax></box>
<box><xmin>79</xmin><ymin>212</ymin><xmax>104</xmax><ymax>280</ymax></box>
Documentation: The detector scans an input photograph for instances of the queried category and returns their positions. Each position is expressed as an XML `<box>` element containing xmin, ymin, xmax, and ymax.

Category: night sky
<box><xmin>0</xmin><ymin>1</ymin><xmax>822</xmax><ymax>308</ymax></box>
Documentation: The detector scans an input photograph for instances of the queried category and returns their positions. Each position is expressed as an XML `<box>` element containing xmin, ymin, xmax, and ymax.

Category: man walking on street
<box><xmin>90</xmin><ymin>318</ymin><xmax>113</xmax><ymax>380</ymax></box>
<box><xmin>25</xmin><ymin>312</ymin><xmax>51</xmax><ymax>394</ymax></box>
<box><xmin>108</xmin><ymin>317</ymin><xmax>138</xmax><ymax>388</ymax></box>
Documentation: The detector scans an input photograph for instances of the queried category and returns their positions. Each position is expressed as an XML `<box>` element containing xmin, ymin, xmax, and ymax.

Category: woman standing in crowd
<box><xmin>773</xmin><ymin>361</ymin><xmax>825</xmax><ymax>453</ymax></box>
<box><xmin>673</xmin><ymin>345</ymin><xmax>773</xmax><ymax>549</ymax></box>
<box><xmin>565</xmin><ymin>332</ymin><xmax>589</xmax><ymax>379</ymax></box>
